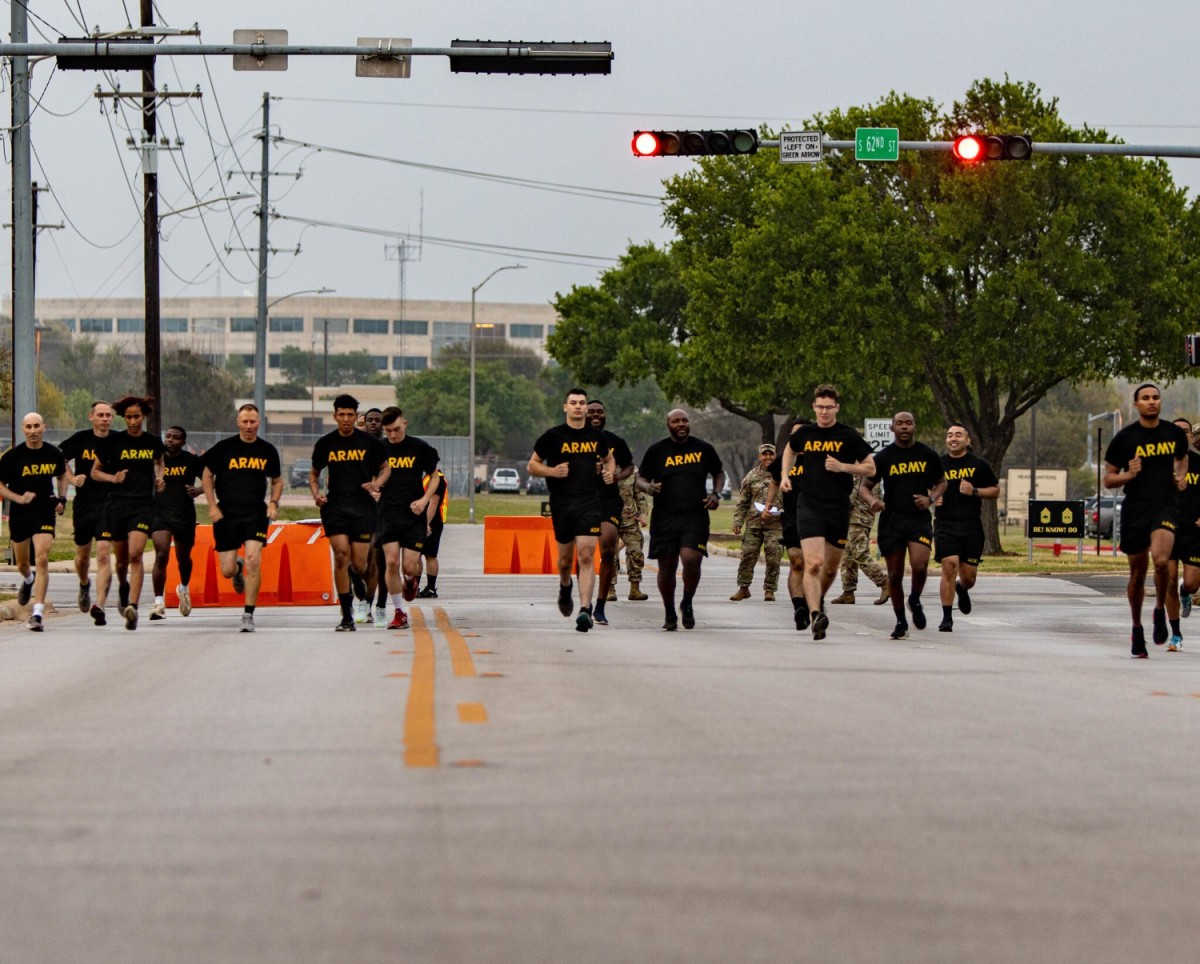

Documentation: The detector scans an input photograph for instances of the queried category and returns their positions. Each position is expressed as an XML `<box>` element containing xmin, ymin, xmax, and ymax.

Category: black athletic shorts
<box><xmin>549</xmin><ymin>500</ymin><xmax>602</xmax><ymax>544</ymax></box>
<box><xmin>321</xmin><ymin>502</ymin><xmax>377</xmax><ymax>543</ymax></box>
<box><xmin>9</xmin><ymin>502</ymin><xmax>57</xmax><ymax>543</ymax></box>
<box><xmin>151</xmin><ymin>507</ymin><xmax>197</xmax><ymax>543</ymax></box>
<box><xmin>1174</xmin><ymin>522</ymin><xmax>1200</xmax><ymax>567</ymax></box>
<box><xmin>1119</xmin><ymin>500</ymin><xmax>1178</xmax><ymax>557</ymax></box>
<box><xmin>876</xmin><ymin>511</ymin><xmax>934</xmax><ymax>557</ymax></box>
<box><xmin>647</xmin><ymin>509</ymin><xmax>710</xmax><ymax>559</ymax></box>
<box><xmin>793</xmin><ymin>502</ymin><xmax>850</xmax><ymax>549</ymax></box>
<box><xmin>423</xmin><ymin>517</ymin><xmax>444</xmax><ymax>558</ymax></box>
<box><xmin>934</xmin><ymin>519</ymin><xmax>984</xmax><ymax>566</ymax></box>
<box><xmin>106</xmin><ymin>498</ymin><xmax>153</xmax><ymax>539</ymax></box>
<box><xmin>599</xmin><ymin>495</ymin><xmax>623</xmax><ymax>529</ymax></box>
<box><xmin>71</xmin><ymin>498</ymin><xmax>111</xmax><ymax>546</ymax></box>
<box><xmin>378</xmin><ymin>510</ymin><xmax>427</xmax><ymax>553</ymax></box>
<box><xmin>213</xmin><ymin>511</ymin><xmax>269</xmax><ymax>553</ymax></box>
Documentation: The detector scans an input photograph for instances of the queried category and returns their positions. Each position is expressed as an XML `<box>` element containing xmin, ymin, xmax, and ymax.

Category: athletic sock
<box><xmin>22</xmin><ymin>573</ymin><xmax>34</xmax><ymax>586</ymax></box>
<box><xmin>1170</xmin><ymin>618</ymin><xmax>1182</xmax><ymax>636</ymax></box>
<box><xmin>943</xmin><ymin>605</ymin><xmax>953</xmax><ymax>621</ymax></box>
<box><xmin>244</xmin><ymin>605</ymin><xmax>256</xmax><ymax>614</ymax></box>
<box><xmin>426</xmin><ymin>575</ymin><xmax>438</xmax><ymax>591</ymax></box>
<box><xmin>339</xmin><ymin>592</ymin><xmax>353</xmax><ymax>619</ymax></box>
<box><xmin>155</xmin><ymin>595</ymin><xmax>164</xmax><ymax>607</ymax></box>
<box><xmin>33</xmin><ymin>602</ymin><xmax>44</xmax><ymax>617</ymax></box>
<box><xmin>791</xmin><ymin>596</ymin><xmax>804</xmax><ymax>611</ymax></box>
<box><xmin>392</xmin><ymin>594</ymin><xmax>404</xmax><ymax>609</ymax></box>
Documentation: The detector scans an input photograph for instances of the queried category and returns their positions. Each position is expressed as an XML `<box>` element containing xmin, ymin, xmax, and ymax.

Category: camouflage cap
<box><xmin>758</xmin><ymin>443</ymin><xmax>776</xmax><ymax>454</ymax></box>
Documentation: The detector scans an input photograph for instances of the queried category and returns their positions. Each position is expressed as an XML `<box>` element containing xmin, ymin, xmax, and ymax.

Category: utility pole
<box><xmin>141</xmin><ymin>0</ymin><xmax>161</xmax><ymax>434</ymax></box>
<box><xmin>9</xmin><ymin>0</ymin><xmax>35</xmax><ymax>438</ymax></box>
<box><xmin>254</xmin><ymin>92</ymin><xmax>270</xmax><ymax>421</ymax></box>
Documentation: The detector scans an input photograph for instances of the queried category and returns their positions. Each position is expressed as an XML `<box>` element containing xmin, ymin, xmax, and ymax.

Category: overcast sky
<box><xmin>5</xmin><ymin>0</ymin><xmax>1199</xmax><ymax>314</ymax></box>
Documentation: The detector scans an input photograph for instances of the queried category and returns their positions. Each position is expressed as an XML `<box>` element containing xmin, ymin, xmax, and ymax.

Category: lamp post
<box><xmin>468</xmin><ymin>264</ymin><xmax>525</xmax><ymax>523</ymax></box>
<box><xmin>254</xmin><ymin>286</ymin><xmax>334</xmax><ymax>420</ymax></box>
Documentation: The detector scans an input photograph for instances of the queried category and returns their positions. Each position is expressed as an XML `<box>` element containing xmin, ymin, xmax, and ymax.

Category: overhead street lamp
<box><xmin>468</xmin><ymin>264</ymin><xmax>525</xmax><ymax>524</ymax></box>
<box><xmin>254</xmin><ymin>286</ymin><xmax>335</xmax><ymax>420</ymax></box>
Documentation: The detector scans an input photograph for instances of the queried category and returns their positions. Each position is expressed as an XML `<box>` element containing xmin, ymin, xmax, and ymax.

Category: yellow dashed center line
<box><xmin>403</xmin><ymin>608</ymin><xmax>439</xmax><ymax>768</ymax></box>
<box><xmin>435</xmin><ymin>606</ymin><xmax>477</xmax><ymax>677</ymax></box>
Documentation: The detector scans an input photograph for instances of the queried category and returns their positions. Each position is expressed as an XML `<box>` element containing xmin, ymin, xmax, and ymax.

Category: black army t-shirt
<box><xmin>786</xmin><ymin>422</ymin><xmax>872</xmax><ymax>508</ymax></box>
<box><xmin>95</xmin><ymin>430</ymin><xmax>165</xmax><ymax>501</ymax></box>
<box><xmin>937</xmin><ymin>452</ymin><xmax>999</xmax><ymax>523</ymax></box>
<box><xmin>0</xmin><ymin>442</ymin><xmax>66</xmax><ymax>506</ymax></box>
<box><xmin>158</xmin><ymin>450</ymin><xmax>205</xmax><ymax>517</ymax></box>
<box><xmin>1104</xmin><ymin>421</ymin><xmax>1189</xmax><ymax>508</ymax></box>
<box><xmin>380</xmin><ymin>435</ymin><xmax>440</xmax><ymax>513</ymax></box>
<box><xmin>870</xmin><ymin>441</ymin><xmax>944</xmax><ymax>516</ymax></box>
<box><xmin>533</xmin><ymin>422</ymin><xmax>611</xmax><ymax>507</ymax></box>
<box><xmin>312</xmin><ymin>429</ymin><xmax>387</xmax><ymax>511</ymax></box>
<box><xmin>202</xmin><ymin>436</ymin><xmax>282</xmax><ymax>518</ymax></box>
<box><xmin>59</xmin><ymin>430</ymin><xmax>113</xmax><ymax>506</ymax></box>
<box><xmin>638</xmin><ymin>436</ymin><xmax>723</xmax><ymax>514</ymax></box>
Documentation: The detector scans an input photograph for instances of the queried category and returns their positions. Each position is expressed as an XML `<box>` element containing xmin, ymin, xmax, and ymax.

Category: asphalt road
<box><xmin>1</xmin><ymin>527</ymin><xmax>1198</xmax><ymax>963</ymax></box>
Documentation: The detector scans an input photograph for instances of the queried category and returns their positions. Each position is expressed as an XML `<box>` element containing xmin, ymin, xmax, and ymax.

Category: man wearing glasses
<box><xmin>779</xmin><ymin>386</ymin><xmax>876</xmax><ymax>640</ymax></box>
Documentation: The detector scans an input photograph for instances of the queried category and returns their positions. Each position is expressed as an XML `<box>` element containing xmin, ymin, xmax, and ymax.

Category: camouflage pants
<box><xmin>736</xmin><ymin>526</ymin><xmax>782</xmax><ymax>592</ymax></box>
<box><xmin>840</xmin><ymin>522</ymin><xmax>888</xmax><ymax>593</ymax></box>
<box><xmin>613</xmin><ymin>519</ymin><xmax>645</xmax><ymax>585</ymax></box>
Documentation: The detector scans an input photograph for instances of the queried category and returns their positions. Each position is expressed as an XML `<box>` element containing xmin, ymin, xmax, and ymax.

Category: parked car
<box><xmin>526</xmin><ymin>475</ymin><xmax>548</xmax><ymax>496</ymax></box>
<box><xmin>289</xmin><ymin>458</ymin><xmax>312</xmax><ymax>489</ymax></box>
<box><xmin>489</xmin><ymin>468</ymin><xmax>521</xmax><ymax>494</ymax></box>
<box><xmin>1084</xmin><ymin>495</ymin><xmax>1123</xmax><ymax>538</ymax></box>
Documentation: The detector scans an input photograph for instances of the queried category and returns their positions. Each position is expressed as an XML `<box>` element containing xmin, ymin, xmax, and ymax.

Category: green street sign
<box><xmin>855</xmin><ymin>127</ymin><xmax>899</xmax><ymax>161</ymax></box>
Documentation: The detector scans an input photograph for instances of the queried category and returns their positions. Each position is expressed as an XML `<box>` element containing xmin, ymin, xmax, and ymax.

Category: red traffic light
<box><xmin>631</xmin><ymin>129</ymin><xmax>757</xmax><ymax>158</ymax></box>
<box><xmin>952</xmin><ymin>133</ymin><xmax>1033</xmax><ymax>163</ymax></box>
<box><xmin>952</xmin><ymin>135</ymin><xmax>985</xmax><ymax>163</ymax></box>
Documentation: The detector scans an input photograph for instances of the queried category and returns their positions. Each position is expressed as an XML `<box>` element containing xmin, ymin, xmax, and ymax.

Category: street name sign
<box><xmin>855</xmin><ymin>127</ymin><xmax>899</xmax><ymax>161</ymax></box>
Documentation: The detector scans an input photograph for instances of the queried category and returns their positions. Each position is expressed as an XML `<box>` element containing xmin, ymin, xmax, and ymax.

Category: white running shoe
<box><xmin>354</xmin><ymin>598</ymin><xmax>370</xmax><ymax>624</ymax></box>
<box><xmin>149</xmin><ymin>602</ymin><xmax>167</xmax><ymax>621</ymax></box>
<box><xmin>240</xmin><ymin>612</ymin><xmax>255</xmax><ymax>633</ymax></box>
<box><xmin>177</xmin><ymin>585</ymin><xmax>192</xmax><ymax>617</ymax></box>
<box><xmin>373</xmin><ymin>607</ymin><xmax>388</xmax><ymax>629</ymax></box>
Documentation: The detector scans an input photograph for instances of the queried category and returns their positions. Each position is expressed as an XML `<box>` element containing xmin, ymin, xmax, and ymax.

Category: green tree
<box><xmin>160</xmin><ymin>350</ymin><xmax>253</xmax><ymax>432</ymax></box>
<box><xmin>278</xmin><ymin>346</ymin><xmax>379</xmax><ymax>386</ymax></box>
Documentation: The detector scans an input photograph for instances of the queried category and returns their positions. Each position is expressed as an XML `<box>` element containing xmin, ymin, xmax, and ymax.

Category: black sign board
<box><xmin>1028</xmin><ymin>500</ymin><xmax>1085</xmax><ymax>539</ymax></box>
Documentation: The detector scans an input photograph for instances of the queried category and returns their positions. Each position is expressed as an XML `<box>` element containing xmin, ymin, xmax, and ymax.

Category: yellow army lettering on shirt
<box><xmin>164</xmin><ymin>464</ymin><xmax>191</xmax><ymax>478</ymax></box>
<box><xmin>801</xmin><ymin>440</ymin><xmax>844</xmax><ymax>454</ymax></box>
<box><xmin>21</xmin><ymin>462</ymin><xmax>58</xmax><ymax>476</ymax></box>
<box><xmin>120</xmin><ymin>447</ymin><xmax>157</xmax><ymax>460</ymax></box>
<box><xmin>389</xmin><ymin>455</ymin><xmax>418</xmax><ymax>469</ymax></box>
<box><xmin>944</xmin><ymin>466</ymin><xmax>976</xmax><ymax>482</ymax></box>
<box><xmin>887</xmin><ymin>460</ymin><xmax>929</xmax><ymax>476</ymax></box>
<box><xmin>225</xmin><ymin>457</ymin><xmax>269</xmax><ymax>471</ymax></box>
<box><xmin>664</xmin><ymin>451</ymin><xmax>704</xmax><ymax>467</ymax></box>
<box><xmin>560</xmin><ymin>441</ymin><xmax>599</xmax><ymax>455</ymax></box>
<box><xmin>1186</xmin><ymin>472</ymin><xmax>1200</xmax><ymax>487</ymax></box>
<box><xmin>1134</xmin><ymin>442</ymin><xmax>1179</xmax><ymax>458</ymax></box>
<box><xmin>789</xmin><ymin>464</ymin><xmax>804</xmax><ymax>478</ymax></box>
<box><xmin>327</xmin><ymin>449</ymin><xmax>367</xmax><ymax>462</ymax></box>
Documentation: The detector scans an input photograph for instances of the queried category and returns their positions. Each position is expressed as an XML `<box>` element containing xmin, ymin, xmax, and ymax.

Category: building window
<box><xmin>353</xmin><ymin>318</ymin><xmax>388</xmax><ymax>335</ymax></box>
<box><xmin>228</xmin><ymin>354</ymin><xmax>255</xmax><ymax>367</ymax></box>
<box><xmin>162</xmin><ymin>317</ymin><xmax>188</xmax><ymax>333</ymax></box>
<box><xmin>372</xmin><ymin>355</ymin><xmax>389</xmax><ymax>370</ymax></box>
<box><xmin>393</xmin><ymin>355</ymin><xmax>428</xmax><ymax>372</ymax></box>
<box><xmin>510</xmin><ymin>323</ymin><xmax>544</xmax><ymax>339</ymax></box>
<box><xmin>194</xmin><ymin>317</ymin><xmax>224</xmax><ymax>335</ymax></box>
<box><xmin>117</xmin><ymin>318</ymin><xmax>145</xmax><ymax>333</ymax></box>
<box><xmin>547</xmin><ymin>324</ymin><xmax>555</xmax><ymax>337</ymax></box>
<box><xmin>59</xmin><ymin>319</ymin><xmax>76</xmax><ymax>332</ymax></box>
<box><xmin>393</xmin><ymin>319</ymin><xmax>428</xmax><ymax>336</ymax></box>
<box><xmin>231</xmin><ymin>317</ymin><xmax>256</xmax><ymax>333</ymax></box>
<box><xmin>313</xmin><ymin>317</ymin><xmax>348</xmax><ymax>334</ymax></box>
<box><xmin>268</xmin><ymin>353</ymin><xmax>281</xmax><ymax>368</ymax></box>
<box><xmin>269</xmin><ymin>316</ymin><xmax>303</xmax><ymax>333</ymax></box>
<box><xmin>80</xmin><ymin>318</ymin><xmax>112</xmax><ymax>333</ymax></box>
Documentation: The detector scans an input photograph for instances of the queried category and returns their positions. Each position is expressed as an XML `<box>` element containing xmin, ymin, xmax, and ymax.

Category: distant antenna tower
<box><xmin>384</xmin><ymin>191</ymin><xmax>424</xmax><ymax>331</ymax></box>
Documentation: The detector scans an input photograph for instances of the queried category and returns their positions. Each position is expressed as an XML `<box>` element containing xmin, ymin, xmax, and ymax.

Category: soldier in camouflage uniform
<box><xmin>730</xmin><ymin>443</ymin><xmax>784</xmax><ymax>601</ymax></box>
<box><xmin>830</xmin><ymin>485</ymin><xmax>890</xmax><ymax>605</ymax></box>
<box><xmin>612</xmin><ymin>469</ymin><xmax>649</xmax><ymax>601</ymax></box>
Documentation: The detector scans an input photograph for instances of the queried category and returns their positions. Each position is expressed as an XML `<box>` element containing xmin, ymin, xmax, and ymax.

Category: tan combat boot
<box><xmin>829</xmin><ymin>592</ymin><xmax>855</xmax><ymax>605</ymax></box>
<box><xmin>606</xmin><ymin>584</ymin><xmax>618</xmax><ymax>602</ymax></box>
<box><xmin>627</xmin><ymin>581</ymin><xmax>648</xmax><ymax>601</ymax></box>
<box><xmin>730</xmin><ymin>586</ymin><xmax>751</xmax><ymax>601</ymax></box>
<box><xmin>764</xmin><ymin>590</ymin><xmax>775</xmax><ymax>602</ymax></box>
<box><xmin>874</xmin><ymin>585</ymin><xmax>890</xmax><ymax>605</ymax></box>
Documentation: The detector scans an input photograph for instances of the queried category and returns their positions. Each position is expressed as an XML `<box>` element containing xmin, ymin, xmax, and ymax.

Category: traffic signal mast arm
<box><xmin>758</xmin><ymin>137</ymin><xmax>1200</xmax><ymax>160</ymax></box>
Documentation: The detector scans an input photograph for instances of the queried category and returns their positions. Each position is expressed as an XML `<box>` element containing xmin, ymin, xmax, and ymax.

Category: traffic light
<box><xmin>631</xmin><ymin>129</ymin><xmax>758</xmax><ymax>158</ymax></box>
<box><xmin>449</xmin><ymin>40</ymin><xmax>612</xmax><ymax>74</ymax></box>
<box><xmin>951</xmin><ymin>134</ymin><xmax>1033</xmax><ymax>163</ymax></box>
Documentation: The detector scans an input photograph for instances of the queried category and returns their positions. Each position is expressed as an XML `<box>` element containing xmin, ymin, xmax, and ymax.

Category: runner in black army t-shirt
<box><xmin>778</xmin><ymin>386</ymin><xmax>874</xmax><ymax>640</ymax></box>
<box><xmin>148</xmin><ymin>425</ymin><xmax>205</xmax><ymax>621</ymax></box>
<box><xmin>529</xmin><ymin>388</ymin><xmax>614</xmax><ymax>633</ymax></box>
<box><xmin>202</xmin><ymin>404</ymin><xmax>283</xmax><ymax>633</ymax></box>
<box><xmin>764</xmin><ymin>416</ymin><xmax>809</xmax><ymax>620</ymax></box>
<box><xmin>934</xmin><ymin>423</ymin><xmax>1000</xmax><ymax>632</ymax></box>
<box><xmin>1104</xmin><ymin>383</ymin><xmax>1189</xmax><ymax>657</ymax></box>
<box><xmin>637</xmin><ymin>408</ymin><xmax>724</xmax><ymax>632</ymax></box>
<box><xmin>310</xmin><ymin>394</ymin><xmax>390</xmax><ymax>632</ymax></box>
<box><xmin>860</xmin><ymin>411</ymin><xmax>946</xmax><ymax>640</ymax></box>
<box><xmin>587</xmin><ymin>399</ymin><xmax>636</xmax><ymax>627</ymax></box>
<box><xmin>0</xmin><ymin>412</ymin><xmax>68</xmax><ymax>632</ymax></box>
<box><xmin>59</xmin><ymin>400</ymin><xmax>116</xmax><ymax>624</ymax></box>
<box><xmin>90</xmin><ymin>395</ymin><xmax>165</xmax><ymax>632</ymax></box>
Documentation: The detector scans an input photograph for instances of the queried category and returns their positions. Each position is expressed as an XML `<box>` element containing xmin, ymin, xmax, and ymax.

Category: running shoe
<box><xmin>557</xmin><ymin>581</ymin><xmax>574</xmax><ymax>617</ymax></box>
<box><xmin>27</xmin><ymin>614</ymin><xmax>43</xmax><ymax>633</ymax></box>
<box><xmin>231</xmin><ymin>558</ymin><xmax>245</xmax><ymax>595</ymax></box>
<box><xmin>335</xmin><ymin>617</ymin><xmax>356</xmax><ymax>632</ymax></box>
<box><xmin>373</xmin><ymin>607</ymin><xmax>388</xmax><ymax>629</ymax></box>
<box><xmin>955</xmin><ymin>582</ymin><xmax>972</xmax><ymax>615</ymax></box>
<box><xmin>1168</xmin><ymin>634</ymin><xmax>1184</xmax><ymax>652</ymax></box>
<box><xmin>118</xmin><ymin>581</ymin><xmax>130</xmax><ymax>610</ymax></box>
<box><xmin>890</xmin><ymin>621</ymin><xmax>909</xmax><ymax>640</ymax></box>
<box><xmin>403</xmin><ymin>576</ymin><xmax>418</xmax><ymax>602</ymax></box>
<box><xmin>1181</xmin><ymin>585</ymin><xmax>1192</xmax><ymax>619</ymax></box>
<box><xmin>354</xmin><ymin>598</ymin><xmax>370</xmax><ymax>624</ymax></box>
<box><xmin>794</xmin><ymin>606</ymin><xmax>810</xmax><ymax>631</ymax></box>
<box><xmin>575</xmin><ymin>609</ymin><xmax>593</xmax><ymax>633</ymax></box>
<box><xmin>908</xmin><ymin>596</ymin><xmax>927</xmax><ymax>631</ymax></box>
<box><xmin>149</xmin><ymin>603</ymin><xmax>167</xmax><ymax>621</ymax></box>
<box><xmin>90</xmin><ymin>604</ymin><xmax>106</xmax><ymax>627</ymax></box>
<box><xmin>811</xmin><ymin>611</ymin><xmax>829</xmax><ymax>641</ymax></box>
<box><xmin>593</xmin><ymin>605</ymin><xmax>608</xmax><ymax>626</ymax></box>
<box><xmin>680</xmin><ymin>599</ymin><xmax>695</xmax><ymax>630</ymax></box>
<box><xmin>663</xmin><ymin>613</ymin><xmax>679</xmax><ymax>632</ymax></box>
<box><xmin>122</xmin><ymin>605</ymin><xmax>138</xmax><ymax>631</ymax></box>
<box><xmin>178</xmin><ymin>585</ymin><xmax>192</xmax><ymax>617</ymax></box>
<box><xmin>417</xmin><ymin>586</ymin><xmax>438</xmax><ymax>599</ymax></box>
<box><xmin>938</xmin><ymin>618</ymin><xmax>953</xmax><ymax>633</ymax></box>
<box><xmin>78</xmin><ymin>579</ymin><xmax>91</xmax><ymax>613</ymax></box>
<box><xmin>240</xmin><ymin>613</ymin><xmax>255</xmax><ymax>634</ymax></box>
<box><xmin>17</xmin><ymin>578</ymin><xmax>32</xmax><ymax>607</ymax></box>
<box><xmin>1152</xmin><ymin>607</ymin><xmax>1168</xmax><ymax>645</ymax></box>
<box><xmin>1131</xmin><ymin>626</ymin><xmax>1148</xmax><ymax>659</ymax></box>
<box><xmin>388</xmin><ymin>608</ymin><xmax>409</xmax><ymax>630</ymax></box>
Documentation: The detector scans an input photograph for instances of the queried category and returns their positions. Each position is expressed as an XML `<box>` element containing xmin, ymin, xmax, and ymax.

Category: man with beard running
<box><xmin>202</xmin><ymin>404</ymin><xmax>283</xmax><ymax>633</ymax></box>
<box><xmin>860</xmin><ymin>411</ymin><xmax>946</xmax><ymax>640</ymax></box>
<box><xmin>59</xmin><ymin>401</ymin><xmax>116</xmax><ymax>625</ymax></box>
<box><xmin>934</xmin><ymin>423</ymin><xmax>1000</xmax><ymax>633</ymax></box>
<box><xmin>587</xmin><ymin>399</ymin><xmax>635</xmax><ymax>627</ymax></box>
<box><xmin>779</xmin><ymin>386</ymin><xmax>875</xmax><ymax>641</ymax></box>
<box><xmin>148</xmin><ymin>425</ymin><xmax>204</xmax><ymax>620</ymax></box>
<box><xmin>376</xmin><ymin>406</ymin><xmax>441</xmax><ymax>630</ymax></box>
<box><xmin>1104</xmin><ymin>384</ymin><xmax>1189</xmax><ymax>658</ymax></box>
<box><xmin>637</xmin><ymin>409</ymin><xmax>724</xmax><ymax>631</ymax></box>
<box><xmin>529</xmin><ymin>388</ymin><xmax>615</xmax><ymax>633</ymax></box>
